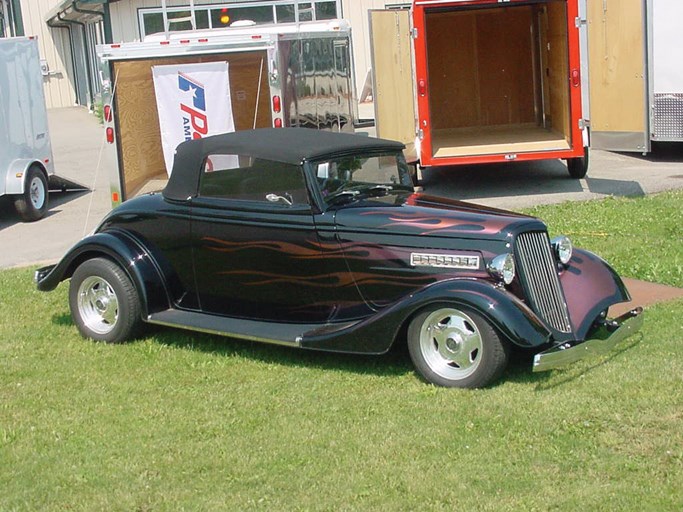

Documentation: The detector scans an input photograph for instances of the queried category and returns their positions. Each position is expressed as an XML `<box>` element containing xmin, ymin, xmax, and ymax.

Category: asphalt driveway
<box><xmin>1</xmin><ymin>106</ymin><xmax>682</xmax><ymax>269</ymax></box>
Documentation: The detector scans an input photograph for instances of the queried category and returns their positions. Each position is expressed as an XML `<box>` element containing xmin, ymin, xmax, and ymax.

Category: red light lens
<box><xmin>106</xmin><ymin>127</ymin><xmax>114</xmax><ymax>144</ymax></box>
<box><xmin>274</xmin><ymin>118</ymin><xmax>283</xmax><ymax>128</ymax></box>
<box><xmin>272</xmin><ymin>95</ymin><xmax>281</xmax><ymax>113</ymax></box>
<box><xmin>112</xmin><ymin>192</ymin><xmax>119</xmax><ymax>203</ymax></box>
<box><xmin>418</xmin><ymin>79</ymin><xmax>426</xmax><ymax>97</ymax></box>
<box><xmin>571</xmin><ymin>69</ymin><xmax>580</xmax><ymax>88</ymax></box>
<box><xmin>103</xmin><ymin>104</ymin><xmax>112</xmax><ymax>122</ymax></box>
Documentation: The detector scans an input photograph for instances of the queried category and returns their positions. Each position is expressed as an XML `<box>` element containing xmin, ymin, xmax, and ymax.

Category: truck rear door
<box><xmin>586</xmin><ymin>0</ymin><xmax>649</xmax><ymax>152</ymax></box>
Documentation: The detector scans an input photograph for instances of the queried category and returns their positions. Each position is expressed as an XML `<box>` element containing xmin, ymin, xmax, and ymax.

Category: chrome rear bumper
<box><xmin>532</xmin><ymin>307</ymin><xmax>644</xmax><ymax>372</ymax></box>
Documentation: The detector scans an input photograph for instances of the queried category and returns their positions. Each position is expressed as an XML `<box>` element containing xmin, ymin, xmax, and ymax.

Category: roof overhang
<box><xmin>45</xmin><ymin>0</ymin><xmax>111</xmax><ymax>26</ymax></box>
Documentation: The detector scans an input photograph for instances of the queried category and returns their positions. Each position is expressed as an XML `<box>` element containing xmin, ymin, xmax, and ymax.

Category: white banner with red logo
<box><xmin>152</xmin><ymin>61</ymin><xmax>234</xmax><ymax>176</ymax></box>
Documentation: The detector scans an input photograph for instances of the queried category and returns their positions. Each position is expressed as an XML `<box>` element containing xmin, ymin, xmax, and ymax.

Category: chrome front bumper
<box><xmin>533</xmin><ymin>307</ymin><xmax>644</xmax><ymax>372</ymax></box>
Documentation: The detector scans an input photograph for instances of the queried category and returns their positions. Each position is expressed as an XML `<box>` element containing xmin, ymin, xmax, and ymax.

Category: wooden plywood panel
<box><xmin>545</xmin><ymin>2</ymin><xmax>570</xmax><ymax>141</ymax></box>
<box><xmin>587</xmin><ymin>0</ymin><xmax>646</xmax><ymax>134</ymax></box>
<box><xmin>370</xmin><ymin>10</ymin><xmax>416</xmax><ymax>144</ymax></box>
<box><xmin>425</xmin><ymin>6</ymin><xmax>535</xmax><ymax>130</ymax></box>
<box><xmin>113</xmin><ymin>51</ymin><xmax>271</xmax><ymax>198</ymax></box>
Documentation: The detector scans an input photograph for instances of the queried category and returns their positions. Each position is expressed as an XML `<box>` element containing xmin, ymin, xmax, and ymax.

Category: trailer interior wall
<box><xmin>425</xmin><ymin>1</ymin><xmax>571</xmax><ymax>158</ymax></box>
<box><xmin>113</xmin><ymin>51</ymin><xmax>272</xmax><ymax>198</ymax></box>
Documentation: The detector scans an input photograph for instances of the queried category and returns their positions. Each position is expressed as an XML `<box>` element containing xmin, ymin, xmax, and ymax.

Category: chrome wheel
<box><xmin>29</xmin><ymin>175</ymin><xmax>46</xmax><ymax>209</ymax></box>
<box><xmin>418</xmin><ymin>308</ymin><xmax>484</xmax><ymax>381</ymax></box>
<box><xmin>77</xmin><ymin>276</ymin><xmax>119</xmax><ymax>335</ymax></box>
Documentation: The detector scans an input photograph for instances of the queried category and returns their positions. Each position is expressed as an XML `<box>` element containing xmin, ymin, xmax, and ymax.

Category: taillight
<box><xmin>274</xmin><ymin>118</ymin><xmax>283</xmax><ymax>128</ymax></box>
<box><xmin>272</xmin><ymin>95</ymin><xmax>281</xmax><ymax>113</ymax></box>
<box><xmin>106</xmin><ymin>127</ymin><xmax>114</xmax><ymax>143</ymax></box>
<box><xmin>418</xmin><ymin>78</ymin><xmax>426</xmax><ymax>97</ymax></box>
<box><xmin>103</xmin><ymin>104</ymin><xmax>112</xmax><ymax>123</ymax></box>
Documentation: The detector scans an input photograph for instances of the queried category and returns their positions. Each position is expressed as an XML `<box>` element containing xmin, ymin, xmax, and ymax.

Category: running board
<box><xmin>48</xmin><ymin>175</ymin><xmax>89</xmax><ymax>192</ymax></box>
<box><xmin>147</xmin><ymin>308</ymin><xmax>351</xmax><ymax>347</ymax></box>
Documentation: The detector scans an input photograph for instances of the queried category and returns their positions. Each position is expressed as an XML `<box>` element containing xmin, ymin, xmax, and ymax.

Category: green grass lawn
<box><xmin>1</xmin><ymin>191</ymin><xmax>682</xmax><ymax>511</ymax></box>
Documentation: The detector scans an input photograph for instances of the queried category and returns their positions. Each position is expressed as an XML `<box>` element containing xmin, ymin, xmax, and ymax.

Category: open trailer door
<box><xmin>587</xmin><ymin>0</ymin><xmax>649</xmax><ymax>152</ymax></box>
<box><xmin>369</xmin><ymin>10</ymin><xmax>416</xmax><ymax>151</ymax></box>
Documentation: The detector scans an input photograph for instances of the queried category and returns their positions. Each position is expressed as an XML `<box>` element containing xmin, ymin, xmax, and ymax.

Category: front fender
<box><xmin>301</xmin><ymin>278</ymin><xmax>551</xmax><ymax>354</ymax></box>
<box><xmin>35</xmin><ymin>230</ymin><xmax>171</xmax><ymax>317</ymax></box>
<box><xmin>561</xmin><ymin>248</ymin><xmax>631</xmax><ymax>339</ymax></box>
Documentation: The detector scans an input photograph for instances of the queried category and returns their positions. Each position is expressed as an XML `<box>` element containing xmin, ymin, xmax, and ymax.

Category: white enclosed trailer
<box><xmin>0</xmin><ymin>36</ymin><xmax>55</xmax><ymax>221</ymax></box>
<box><xmin>97</xmin><ymin>19</ymin><xmax>356</xmax><ymax>205</ymax></box>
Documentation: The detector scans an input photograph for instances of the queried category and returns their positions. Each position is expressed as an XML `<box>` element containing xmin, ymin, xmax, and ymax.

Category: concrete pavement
<box><xmin>1</xmin><ymin>106</ymin><xmax>682</xmax><ymax>269</ymax></box>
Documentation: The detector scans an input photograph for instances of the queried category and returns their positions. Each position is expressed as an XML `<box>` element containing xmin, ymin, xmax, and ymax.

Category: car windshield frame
<box><xmin>305</xmin><ymin>150</ymin><xmax>414</xmax><ymax>210</ymax></box>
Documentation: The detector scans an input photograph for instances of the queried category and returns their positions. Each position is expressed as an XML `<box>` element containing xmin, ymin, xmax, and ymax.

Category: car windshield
<box><xmin>314</xmin><ymin>153</ymin><xmax>414</xmax><ymax>204</ymax></box>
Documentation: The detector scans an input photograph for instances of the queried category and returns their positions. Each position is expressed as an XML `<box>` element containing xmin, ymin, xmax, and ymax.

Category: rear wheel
<box><xmin>566</xmin><ymin>146</ymin><xmax>589</xmax><ymax>179</ymax></box>
<box><xmin>407</xmin><ymin>305</ymin><xmax>508</xmax><ymax>388</ymax></box>
<box><xmin>69</xmin><ymin>258</ymin><xmax>141</xmax><ymax>343</ymax></box>
<box><xmin>14</xmin><ymin>166</ymin><xmax>48</xmax><ymax>221</ymax></box>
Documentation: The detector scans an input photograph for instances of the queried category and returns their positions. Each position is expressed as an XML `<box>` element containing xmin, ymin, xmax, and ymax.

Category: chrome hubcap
<box><xmin>77</xmin><ymin>276</ymin><xmax>118</xmax><ymax>334</ymax></box>
<box><xmin>29</xmin><ymin>176</ymin><xmax>45</xmax><ymax>209</ymax></box>
<box><xmin>419</xmin><ymin>308</ymin><xmax>483</xmax><ymax>380</ymax></box>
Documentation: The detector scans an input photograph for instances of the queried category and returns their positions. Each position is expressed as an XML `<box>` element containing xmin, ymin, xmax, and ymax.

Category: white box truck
<box><xmin>0</xmin><ymin>36</ymin><xmax>55</xmax><ymax>221</ymax></box>
<box><xmin>97</xmin><ymin>19</ymin><xmax>357</xmax><ymax>205</ymax></box>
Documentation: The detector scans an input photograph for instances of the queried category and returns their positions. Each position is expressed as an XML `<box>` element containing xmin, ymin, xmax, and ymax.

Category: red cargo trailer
<box><xmin>370</xmin><ymin>0</ymin><xmax>589</xmax><ymax>181</ymax></box>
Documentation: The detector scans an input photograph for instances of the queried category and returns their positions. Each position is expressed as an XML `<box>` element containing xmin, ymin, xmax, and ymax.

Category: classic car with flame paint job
<box><xmin>35</xmin><ymin>129</ymin><xmax>643</xmax><ymax>388</ymax></box>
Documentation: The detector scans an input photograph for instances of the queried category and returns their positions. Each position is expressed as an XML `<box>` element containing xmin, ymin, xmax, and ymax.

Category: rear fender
<box><xmin>36</xmin><ymin>230</ymin><xmax>171</xmax><ymax>317</ymax></box>
<box><xmin>301</xmin><ymin>279</ymin><xmax>551</xmax><ymax>354</ymax></box>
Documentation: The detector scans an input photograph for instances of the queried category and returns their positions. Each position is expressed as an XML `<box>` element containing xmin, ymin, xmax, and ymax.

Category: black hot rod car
<box><xmin>36</xmin><ymin>129</ymin><xmax>643</xmax><ymax>388</ymax></box>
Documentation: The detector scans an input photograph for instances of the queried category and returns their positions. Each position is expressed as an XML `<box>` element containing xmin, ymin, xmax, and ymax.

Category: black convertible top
<box><xmin>164</xmin><ymin>128</ymin><xmax>405</xmax><ymax>201</ymax></box>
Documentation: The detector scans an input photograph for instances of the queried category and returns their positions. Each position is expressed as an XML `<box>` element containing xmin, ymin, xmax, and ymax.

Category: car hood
<box><xmin>333</xmin><ymin>193</ymin><xmax>546</xmax><ymax>240</ymax></box>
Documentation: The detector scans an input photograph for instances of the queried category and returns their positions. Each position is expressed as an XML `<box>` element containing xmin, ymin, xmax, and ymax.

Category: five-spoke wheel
<box><xmin>408</xmin><ymin>305</ymin><xmax>508</xmax><ymax>388</ymax></box>
<box><xmin>69</xmin><ymin>258</ymin><xmax>141</xmax><ymax>343</ymax></box>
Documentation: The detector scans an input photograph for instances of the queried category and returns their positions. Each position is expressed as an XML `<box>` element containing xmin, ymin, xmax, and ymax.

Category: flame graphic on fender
<box><xmin>360</xmin><ymin>211</ymin><xmax>512</xmax><ymax>235</ymax></box>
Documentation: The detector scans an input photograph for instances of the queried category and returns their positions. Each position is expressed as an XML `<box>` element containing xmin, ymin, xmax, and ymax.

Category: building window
<box><xmin>140</xmin><ymin>1</ymin><xmax>341</xmax><ymax>39</ymax></box>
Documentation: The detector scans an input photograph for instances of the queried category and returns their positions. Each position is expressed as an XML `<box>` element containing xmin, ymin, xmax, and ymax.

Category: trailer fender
<box><xmin>301</xmin><ymin>279</ymin><xmax>552</xmax><ymax>354</ymax></box>
<box><xmin>35</xmin><ymin>230</ymin><xmax>172</xmax><ymax>318</ymax></box>
<box><xmin>4</xmin><ymin>159</ymin><xmax>47</xmax><ymax>195</ymax></box>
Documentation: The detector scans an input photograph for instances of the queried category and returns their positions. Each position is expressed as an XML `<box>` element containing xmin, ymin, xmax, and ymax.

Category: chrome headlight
<box><xmin>551</xmin><ymin>236</ymin><xmax>573</xmax><ymax>265</ymax></box>
<box><xmin>488</xmin><ymin>253</ymin><xmax>515</xmax><ymax>285</ymax></box>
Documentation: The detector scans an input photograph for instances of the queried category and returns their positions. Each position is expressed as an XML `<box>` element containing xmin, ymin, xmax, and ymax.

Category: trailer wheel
<box><xmin>14</xmin><ymin>165</ymin><xmax>48</xmax><ymax>222</ymax></box>
<box><xmin>566</xmin><ymin>147</ymin><xmax>589</xmax><ymax>179</ymax></box>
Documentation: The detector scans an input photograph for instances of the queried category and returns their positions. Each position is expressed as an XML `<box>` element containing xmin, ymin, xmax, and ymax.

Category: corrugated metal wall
<box><xmin>19</xmin><ymin>0</ymin><xmax>76</xmax><ymax>108</ymax></box>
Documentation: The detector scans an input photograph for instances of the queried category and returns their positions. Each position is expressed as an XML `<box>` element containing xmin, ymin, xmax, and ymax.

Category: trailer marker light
<box><xmin>418</xmin><ymin>79</ymin><xmax>426</xmax><ymax>97</ymax></box>
<box><xmin>16</xmin><ymin>173</ymin><xmax>23</xmax><ymax>178</ymax></box>
<box><xmin>180</xmin><ymin>40</ymin><xmax>190</xmax><ymax>44</ymax></box>
<box><xmin>252</xmin><ymin>35</ymin><xmax>262</xmax><ymax>39</ymax></box>
<box><xmin>199</xmin><ymin>38</ymin><xmax>208</xmax><ymax>43</ymax></box>
<box><xmin>104</xmin><ymin>104</ymin><xmax>112</xmax><ymax>122</ymax></box>
<box><xmin>274</xmin><ymin>118</ymin><xmax>283</xmax><ymax>128</ymax></box>
<box><xmin>160</xmin><ymin>41</ymin><xmax>170</xmax><ymax>45</ymax></box>
<box><xmin>272</xmin><ymin>95</ymin><xmax>281</xmax><ymax>113</ymax></box>
<box><xmin>44</xmin><ymin>159</ymin><xmax>50</xmax><ymax>164</ymax></box>
<box><xmin>106</xmin><ymin>127</ymin><xmax>114</xmax><ymax>144</ymax></box>
<box><xmin>571</xmin><ymin>69</ymin><xmax>580</xmax><ymax>88</ymax></box>
<box><xmin>111</xmin><ymin>44</ymin><xmax>121</xmax><ymax>48</ymax></box>
<box><xmin>112</xmin><ymin>192</ymin><xmax>119</xmax><ymax>203</ymax></box>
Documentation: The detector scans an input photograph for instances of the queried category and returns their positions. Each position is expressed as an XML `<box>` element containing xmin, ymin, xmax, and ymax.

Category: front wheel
<box><xmin>14</xmin><ymin>166</ymin><xmax>48</xmax><ymax>221</ymax></box>
<box><xmin>69</xmin><ymin>258</ymin><xmax>142</xmax><ymax>343</ymax></box>
<box><xmin>407</xmin><ymin>305</ymin><xmax>508</xmax><ymax>388</ymax></box>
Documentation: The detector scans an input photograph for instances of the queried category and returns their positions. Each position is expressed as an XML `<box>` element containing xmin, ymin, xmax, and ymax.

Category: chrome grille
<box><xmin>515</xmin><ymin>231</ymin><xmax>572</xmax><ymax>333</ymax></box>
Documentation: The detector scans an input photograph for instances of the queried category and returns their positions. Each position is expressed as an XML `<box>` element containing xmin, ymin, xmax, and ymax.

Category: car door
<box><xmin>189</xmin><ymin>153</ymin><xmax>335</xmax><ymax>323</ymax></box>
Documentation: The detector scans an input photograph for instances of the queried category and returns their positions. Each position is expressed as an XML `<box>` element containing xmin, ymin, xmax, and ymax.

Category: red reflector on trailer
<box><xmin>106</xmin><ymin>127</ymin><xmax>114</xmax><ymax>144</ymax></box>
<box><xmin>418</xmin><ymin>79</ymin><xmax>426</xmax><ymax>97</ymax></box>
<box><xmin>160</xmin><ymin>41</ymin><xmax>170</xmax><ymax>45</ymax></box>
<box><xmin>199</xmin><ymin>38</ymin><xmax>208</xmax><ymax>43</ymax></box>
<box><xmin>112</xmin><ymin>192</ymin><xmax>119</xmax><ymax>203</ymax></box>
<box><xmin>272</xmin><ymin>95</ymin><xmax>281</xmax><ymax>113</ymax></box>
<box><xmin>571</xmin><ymin>69</ymin><xmax>580</xmax><ymax>88</ymax></box>
<box><xmin>44</xmin><ymin>159</ymin><xmax>50</xmax><ymax>164</ymax></box>
<box><xmin>111</xmin><ymin>44</ymin><xmax>121</xmax><ymax>48</ymax></box>
<box><xmin>104</xmin><ymin>104</ymin><xmax>112</xmax><ymax>123</ymax></box>
<box><xmin>180</xmin><ymin>40</ymin><xmax>190</xmax><ymax>44</ymax></box>
<box><xmin>252</xmin><ymin>35</ymin><xmax>262</xmax><ymax>39</ymax></box>
<box><xmin>274</xmin><ymin>118</ymin><xmax>283</xmax><ymax>128</ymax></box>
